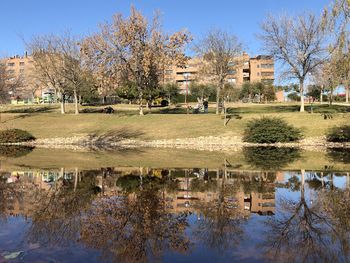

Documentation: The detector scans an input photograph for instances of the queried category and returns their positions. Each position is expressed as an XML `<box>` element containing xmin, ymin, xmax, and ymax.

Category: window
<box><xmin>183</xmin><ymin>72</ymin><xmax>191</xmax><ymax>78</ymax></box>
<box><xmin>228</xmin><ymin>61</ymin><xmax>235</xmax><ymax>66</ymax></box>
<box><xmin>165</xmin><ymin>70</ymin><xmax>173</xmax><ymax>75</ymax></box>
<box><xmin>7</xmin><ymin>70</ymin><xmax>15</xmax><ymax>74</ymax></box>
<box><xmin>244</xmin><ymin>61</ymin><xmax>249</xmax><ymax>66</ymax></box>
<box><xmin>7</xmin><ymin>62</ymin><xmax>15</xmax><ymax>67</ymax></box>
<box><xmin>228</xmin><ymin>78</ymin><xmax>236</xmax><ymax>83</ymax></box>
<box><xmin>257</xmin><ymin>72</ymin><xmax>260</xmax><ymax>76</ymax></box>
<box><xmin>19</xmin><ymin>62</ymin><xmax>25</xmax><ymax>66</ymax></box>
<box><xmin>261</xmin><ymin>63</ymin><xmax>274</xmax><ymax>68</ymax></box>
<box><xmin>20</xmin><ymin>69</ymin><xmax>25</xmax><ymax>73</ymax></box>
<box><xmin>228</xmin><ymin>70</ymin><xmax>237</xmax><ymax>75</ymax></box>
<box><xmin>261</xmin><ymin>72</ymin><xmax>274</xmax><ymax>77</ymax></box>
<box><xmin>257</xmin><ymin>64</ymin><xmax>260</xmax><ymax>68</ymax></box>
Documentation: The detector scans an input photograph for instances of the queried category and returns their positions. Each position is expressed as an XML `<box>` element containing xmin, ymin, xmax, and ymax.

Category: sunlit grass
<box><xmin>0</xmin><ymin>103</ymin><xmax>349</xmax><ymax>140</ymax></box>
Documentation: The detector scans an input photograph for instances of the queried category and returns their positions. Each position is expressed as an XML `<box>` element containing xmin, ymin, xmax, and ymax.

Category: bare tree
<box><xmin>27</xmin><ymin>35</ymin><xmax>68</xmax><ymax>114</ymax></box>
<box><xmin>323</xmin><ymin>0</ymin><xmax>350</xmax><ymax>103</ymax></box>
<box><xmin>82</xmin><ymin>6</ymin><xmax>191</xmax><ymax>115</ymax></box>
<box><xmin>259</xmin><ymin>13</ymin><xmax>328</xmax><ymax>112</ymax></box>
<box><xmin>27</xmin><ymin>33</ymin><xmax>90</xmax><ymax>114</ymax></box>
<box><xmin>194</xmin><ymin>29</ymin><xmax>242</xmax><ymax>114</ymax></box>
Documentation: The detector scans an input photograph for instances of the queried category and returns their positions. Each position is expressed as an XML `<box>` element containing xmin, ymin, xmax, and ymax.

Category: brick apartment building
<box><xmin>163</xmin><ymin>52</ymin><xmax>275</xmax><ymax>91</ymax></box>
<box><xmin>1</xmin><ymin>52</ymin><xmax>282</xmax><ymax>101</ymax></box>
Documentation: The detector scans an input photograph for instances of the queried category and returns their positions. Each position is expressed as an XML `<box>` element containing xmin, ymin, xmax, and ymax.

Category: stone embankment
<box><xmin>22</xmin><ymin>135</ymin><xmax>350</xmax><ymax>151</ymax></box>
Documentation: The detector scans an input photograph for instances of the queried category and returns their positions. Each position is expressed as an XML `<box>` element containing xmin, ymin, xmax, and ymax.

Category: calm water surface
<box><xmin>0</xmin><ymin>147</ymin><xmax>350</xmax><ymax>263</ymax></box>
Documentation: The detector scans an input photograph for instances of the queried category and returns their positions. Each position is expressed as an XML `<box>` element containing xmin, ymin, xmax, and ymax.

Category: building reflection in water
<box><xmin>0</xmin><ymin>166</ymin><xmax>350</xmax><ymax>262</ymax></box>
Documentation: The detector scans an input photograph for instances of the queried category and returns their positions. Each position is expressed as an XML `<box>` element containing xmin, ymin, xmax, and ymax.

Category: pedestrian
<box><xmin>203</xmin><ymin>99</ymin><xmax>209</xmax><ymax>113</ymax></box>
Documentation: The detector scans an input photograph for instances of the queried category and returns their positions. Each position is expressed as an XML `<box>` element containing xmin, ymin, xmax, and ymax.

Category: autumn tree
<box><xmin>194</xmin><ymin>29</ymin><xmax>242</xmax><ymax>114</ymax></box>
<box><xmin>81</xmin><ymin>181</ymin><xmax>190</xmax><ymax>262</ymax></box>
<box><xmin>82</xmin><ymin>7</ymin><xmax>191</xmax><ymax>115</ymax></box>
<box><xmin>259</xmin><ymin>13</ymin><xmax>328</xmax><ymax>112</ymax></box>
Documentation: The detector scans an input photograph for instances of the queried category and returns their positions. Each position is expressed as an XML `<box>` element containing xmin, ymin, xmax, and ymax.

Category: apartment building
<box><xmin>0</xmin><ymin>54</ymin><xmax>38</xmax><ymax>99</ymax></box>
<box><xmin>164</xmin><ymin>53</ymin><xmax>275</xmax><ymax>92</ymax></box>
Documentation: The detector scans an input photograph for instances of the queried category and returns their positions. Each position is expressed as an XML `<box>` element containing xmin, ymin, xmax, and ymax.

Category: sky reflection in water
<box><xmin>0</xmin><ymin>148</ymin><xmax>350</xmax><ymax>262</ymax></box>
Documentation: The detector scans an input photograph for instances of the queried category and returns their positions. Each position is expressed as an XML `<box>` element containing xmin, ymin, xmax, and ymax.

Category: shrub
<box><xmin>326</xmin><ymin>125</ymin><xmax>350</xmax><ymax>143</ymax></box>
<box><xmin>0</xmin><ymin>129</ymin><xmax>36</xmax><ymax>143</ymax></box>
<box><xmin>243</xmin><ymin>117</ymin><xmax>303</xmax><ymax>143</ymax></box>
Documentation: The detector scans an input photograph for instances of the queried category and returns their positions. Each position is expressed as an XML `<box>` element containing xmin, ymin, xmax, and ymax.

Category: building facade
<box><xmin>164</xmin><ymin>53</ymin><xmax>275</xmax><ymax>92</ymax></box>
<box><xmin>0</xmin><ymin>54</ymin><xmax>39</xmax><ymax>100</ymax></box>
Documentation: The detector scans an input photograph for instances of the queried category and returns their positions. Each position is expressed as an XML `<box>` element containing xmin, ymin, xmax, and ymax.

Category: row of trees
<box><xmin>259</xmin><ymin>0</ymin><xmax>350</xmax><ymax>112</ymax></box>
<box><xmin>1</xmin><ymin>0</ymin><xmax>350</xmax><ymax>114</ymax></box>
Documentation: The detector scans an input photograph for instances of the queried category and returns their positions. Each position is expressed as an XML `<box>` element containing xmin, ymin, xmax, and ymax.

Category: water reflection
<box><xmin>0</xmin><ymin>145</ymin><xmax>34</xmax><ymax>158</ymax></box>
<box><xmin>0</xmin><ymin>164</ymin><xmax>350</xmax><ymax>262</ymax></box>
<box><xmin>243</xmin><ymin>147</ymin><xmax>301</xmax><ymax>170</ymax></box>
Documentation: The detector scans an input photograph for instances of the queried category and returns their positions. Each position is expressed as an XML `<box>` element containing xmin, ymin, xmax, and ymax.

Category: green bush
<box><xmin>0</xmin><ymin>129</ymin><xmax>36</xmax><ymax>143</ymax></box>
<box><xmin>326</xmin><ymin>125</ymin><xmax>350</xmax><ymax>143</ymax></box>
<box><xmin>243</xmin><ymin>117</ymin><xmax>303</xmax><ymax>143</ymax></box>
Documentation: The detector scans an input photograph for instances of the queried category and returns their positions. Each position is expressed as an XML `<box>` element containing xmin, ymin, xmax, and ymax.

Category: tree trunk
<box><xmin>346</xmin><ymin>86</ymin><xmax>349</xmax><ymax>104</ymax></box>
<box><xmin>60</xmin><ymin>93</ymin><xmax>65</xmax><ymax>114</ymax></box>
<box><xmin>74</xmin><ymin>168</ymin><xmax>78</xmax><ymax>192</ymax></box>
<box><xmin>74</xmin><ymin>88</ymin><xmax>79</xmax><ymax>115</ymax></box>
<box><xmin>320</xmin><ymin>87</ymin><xmax>323</xmax><ymax>104</ymax></box>
<box><xmin>139</xmin><ymin>91</ymin><xmax>144</xmax><ymax>116</ymax></box>
<box><xmin>216</xmin><ymin>85</ymin><xmax>220</xmax><ymax>115</ymax></box>
<box><xmin>223</xmin><ymin>99</ymin><xmax>227</xmax><ymax>126</ymax></box>
<box><xmin>299</xmin><ymin>79</ymin><xmax>305</xmax><ymax>112</ymax></box>
<box><xmin>329</xmin><ymin>89</ymin><xmax>333</xmax><ymax>106</ymax></box>
<box><xmin>301</xmin><ymin>169</ymin><xmax>305</xmax><ymax>202</ymax></box>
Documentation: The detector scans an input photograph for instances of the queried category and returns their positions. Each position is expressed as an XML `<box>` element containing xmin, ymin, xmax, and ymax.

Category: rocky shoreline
<box><xmin>9</xmin><ymin>135</ymin><xmax>350</xmax><ymax>152</ymax></box>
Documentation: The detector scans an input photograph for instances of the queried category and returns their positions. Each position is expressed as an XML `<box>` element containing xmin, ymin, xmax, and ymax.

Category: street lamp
<box><xmin>184</xmin><ymin>73</ymin><xmax>189</xmax><ymax>114</ymax></box>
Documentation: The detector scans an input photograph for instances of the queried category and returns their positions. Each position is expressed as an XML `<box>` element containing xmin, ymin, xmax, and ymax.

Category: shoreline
<box><xmin>5</xmin><ymin>136</ymin><xmax>350</xmax><ymax>151</ymax></box>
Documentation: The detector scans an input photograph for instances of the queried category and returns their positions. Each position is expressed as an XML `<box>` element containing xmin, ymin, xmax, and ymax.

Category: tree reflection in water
<box><xmin>262</xmin><ymin>170</ymin><xmax>350</xmax><ymax>262</ymax></box>
<box><xmin>80</xmin><ymin>175</ymin><xmax>190</xmax><ymax>262</ymax></box>
<box><xmin>27</xmin><ymin>169</ymin><xmax>100</xmax><ymax>247</ymax></box>
<box><xmin>191</xmin><ymin>164</ymin><xmax>246</xmax><ymax>253</ymax></box>
<box><xmin>1</xmin><ymin>163</ymin><xmax>350</xmax><ymax>262</ymax></box>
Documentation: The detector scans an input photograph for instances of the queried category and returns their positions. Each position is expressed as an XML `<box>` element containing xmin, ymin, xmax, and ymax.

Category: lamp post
<box><xmin>184</xmin><ymin>73</ymin><xmax>189</xmax><ymax>114</ymax></box>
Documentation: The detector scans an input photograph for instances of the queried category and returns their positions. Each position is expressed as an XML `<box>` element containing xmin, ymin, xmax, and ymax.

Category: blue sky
<box><xmin>0</xmin><ymin>0</ymin><xmax>330</xmax><ymax>57</ymax></box>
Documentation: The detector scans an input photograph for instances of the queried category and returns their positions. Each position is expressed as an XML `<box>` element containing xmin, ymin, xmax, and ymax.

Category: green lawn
<box><xmin>2</xmin><ymin>147</ymin><xmax>350</xmax><ymax>172</ymax></box>
<box><xmin>0</xmin><ymin>103</ymin><xmax>349</xmax><ymax>140</ymax></box>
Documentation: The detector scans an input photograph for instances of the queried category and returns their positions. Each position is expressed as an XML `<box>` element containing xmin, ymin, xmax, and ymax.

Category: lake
<box><xmin>0</xmin><ymin>146</ymin><xmax>349</xmax><ymax>262</ymax></box>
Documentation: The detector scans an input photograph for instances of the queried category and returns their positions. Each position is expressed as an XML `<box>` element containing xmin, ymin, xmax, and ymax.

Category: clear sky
<box><xmin>0</xmin><ymin>0</ymin><xmax>330</xmax><ymax>57</ymax></box>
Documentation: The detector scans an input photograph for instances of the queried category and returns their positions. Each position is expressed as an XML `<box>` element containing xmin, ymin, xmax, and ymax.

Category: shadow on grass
<box><xmin>89</xmin><ymin>128</ymin><xmax>144</xmax><ymax>154</ymax></box>
<box><xmin>1</xmin><ymin>113</ymin><xmax>32</xmax><ymax>124</ymax></box>
<box><xmin>227</xmin><ymin>104</ymin><xmax>350</xmax><ymax>114</ymax></box>
<box><xmin>3</xmin><ymin>106</ymin><xmax>56</xmax><ymax>113</ymax></box>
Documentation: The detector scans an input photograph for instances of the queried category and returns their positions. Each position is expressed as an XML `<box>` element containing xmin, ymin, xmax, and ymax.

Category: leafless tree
<box><xmin>194</xmin><ymin>29</ymin><xmax>242</xmax><ymax>114</ymax></box>
<box><xmin>27</xmin><ymin>33</ymin><xmax>91</xmax><ymax>114</ymax></box>
<box><xmin>259</xmin><ymin>13</ymin><xmax>328</xmax><ymax>112</ymax></box>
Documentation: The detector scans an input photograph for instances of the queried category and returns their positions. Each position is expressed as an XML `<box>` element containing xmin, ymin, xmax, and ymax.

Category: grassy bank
<box><xmin>1</xmin><ymin>147</ymin><xmax>350</xmax><ymax>171</ymax></box>
<box><xmin>0</xmin><ymin>103</ymin><xmax>349</xmax><ymax>140</ymax></box>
